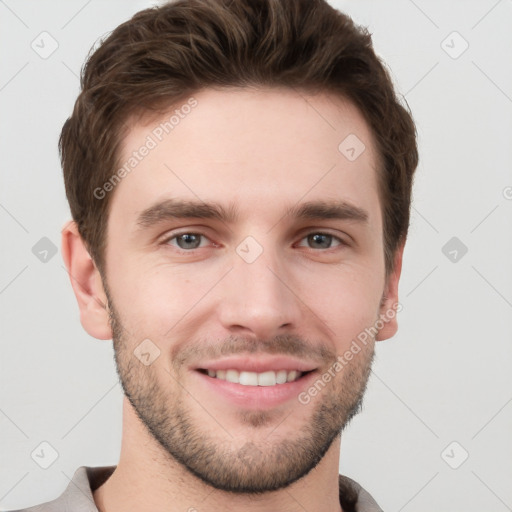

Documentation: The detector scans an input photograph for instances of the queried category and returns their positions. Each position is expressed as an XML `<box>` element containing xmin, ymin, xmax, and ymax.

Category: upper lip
<box><xmin>193</xmin><ymin>355</ymin><xmax>318</xmax><ymax>373</ymax></box>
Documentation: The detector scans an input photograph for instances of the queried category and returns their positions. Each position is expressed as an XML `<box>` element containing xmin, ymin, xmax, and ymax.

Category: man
<box><xmin>11</xmin><ymin>0</ymin><xmax>418</xmax><ymax>510</ymax></box>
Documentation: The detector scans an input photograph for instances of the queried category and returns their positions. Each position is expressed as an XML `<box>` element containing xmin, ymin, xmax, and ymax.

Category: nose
<box><xmin>216</xmin><ymin>245</ymin><xmax>303</xmax><ymax>340</ymax></box>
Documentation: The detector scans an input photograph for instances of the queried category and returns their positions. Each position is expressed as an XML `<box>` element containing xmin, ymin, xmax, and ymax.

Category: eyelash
<box><xmin>161</xmin><ymin>231</ymin><xmax>348</xmax><ymax>253</ymax></box>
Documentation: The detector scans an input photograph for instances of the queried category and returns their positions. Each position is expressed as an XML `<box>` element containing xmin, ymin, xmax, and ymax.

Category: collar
<box><xmin>22</xmin><ymin>465</ymin><xmax>382</xmax><ymax>512</ymax></box>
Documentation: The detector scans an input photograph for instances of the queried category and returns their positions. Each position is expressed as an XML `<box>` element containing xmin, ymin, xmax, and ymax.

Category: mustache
<box><xmin>104</xmin><ymin>289</ymin><xmax>337</xmax><ymax>369</ymax></box>
<box><xmin>171</xmin><ymin>334</ymin><xmax>336</xmax><ymax>370</ymax></box>
<box><xmin>103</xmin><ymin>281</ymin><xmax>337</xmax><ymax>369</ymax></box>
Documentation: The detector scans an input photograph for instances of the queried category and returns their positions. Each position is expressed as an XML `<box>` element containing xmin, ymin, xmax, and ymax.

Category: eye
<box><xmin>161</xmin><ymin>231</ymin><xmax>347</xmax><ymax>253</ymax></box>
<box><xmin>164</xmin><ymin>232</ymin><xmax>211</xmax><ymax>251</ymax></box>
<box><xmin>296</xmin><ymin>232</ymin><xmax>346</xmax><ymax>250</ymax></box>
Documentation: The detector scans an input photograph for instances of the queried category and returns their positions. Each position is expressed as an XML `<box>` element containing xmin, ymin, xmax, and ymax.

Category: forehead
<box><xmin>110</xmin><ymin>86</ymin><xmax>381</xmax><ymax>231</ymax></box>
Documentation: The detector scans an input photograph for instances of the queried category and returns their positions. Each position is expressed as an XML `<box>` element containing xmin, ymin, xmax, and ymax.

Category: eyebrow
<box><xmin>136</xmin><ymin>198</ymin><xmax>369</xmax><ymax>229</ymax></box>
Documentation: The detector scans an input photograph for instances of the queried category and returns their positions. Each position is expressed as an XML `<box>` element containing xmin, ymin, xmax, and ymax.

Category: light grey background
<box><xmin>1</xmin><ymin>0</ymin><xmax>511</xmax><ymax>510</ymax></box>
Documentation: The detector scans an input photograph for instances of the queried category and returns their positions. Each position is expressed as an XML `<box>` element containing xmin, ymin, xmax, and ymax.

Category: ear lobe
<box><xmin>61</xmin><ymin>221</ymin><xmax>112</xmax><ymax>340</ymax></box>
<box><xmin>375</xmin><ymin>243</ymin><xmax>404</xmax><ymax>342</ymax></box>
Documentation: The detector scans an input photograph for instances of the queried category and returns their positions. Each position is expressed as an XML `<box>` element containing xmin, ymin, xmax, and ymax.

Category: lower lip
<box><xmin>192</xmin><ymin>370</ymin><xmax>318</xmax><ymax>409</ymax></box>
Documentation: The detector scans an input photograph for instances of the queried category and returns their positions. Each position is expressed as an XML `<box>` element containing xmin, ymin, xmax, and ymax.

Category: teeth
<box><xmin>276</xmin><ymin>370</ymin><xmax>288</xmax><ymax>384</ymax></box>
<box><xmin>258</xmin><ymin>371</ymin><xmax>276</xmax><ymax>386</ymax></box>
<box><xmin>287</xmin><ymin>370</ymin><xmax>298</xmax><ymax>382</ymax></box>
<box><xmin>225</xmin><ymin>369</ymin><xmax>239</xmax><ymax>383</ymax></box>
<box><xmin>239</xmin><ymin>371</ymin><xmax>258</xmax><ymax>386</ymax></box>
<box><xmin>204</xmin><ymin>369</ymin><xmax>305</xmax><ymax>386</ymax></box>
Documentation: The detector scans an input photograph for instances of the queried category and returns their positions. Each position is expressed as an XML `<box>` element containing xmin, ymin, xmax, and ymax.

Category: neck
<box><xmin>93</xmin><ymin>397</ymin><xmax>343</xmax><ymax>512</ymax></box>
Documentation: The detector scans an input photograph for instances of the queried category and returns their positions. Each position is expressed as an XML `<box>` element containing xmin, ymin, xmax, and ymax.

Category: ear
<box><xmin>61</xmin><ymin>220</ymin><xmax>112</xmax><ymax>340</ymax></box>
<box><xmin>375</xmin><ymin>242</ymin><xmax>404</xmax><ymax>342</ymax></box>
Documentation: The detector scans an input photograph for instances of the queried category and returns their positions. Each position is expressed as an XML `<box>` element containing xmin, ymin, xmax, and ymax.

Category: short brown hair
<box><xmin>60</xmin><ymin>0</ymin><xmax>418</xmax><ymax>278</ymax></box>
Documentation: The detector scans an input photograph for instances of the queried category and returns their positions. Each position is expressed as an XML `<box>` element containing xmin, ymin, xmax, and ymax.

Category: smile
<box><xmin>198</xmin><ymin>368</ymin><xmax>309</xmax><ymax>386</ymax></box>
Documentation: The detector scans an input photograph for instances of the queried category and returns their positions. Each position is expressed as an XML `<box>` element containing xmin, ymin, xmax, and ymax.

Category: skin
<box><xmin>62</xmin><ymin>86</ymin><xmax>403</xmax><ymax>512</ymax></box>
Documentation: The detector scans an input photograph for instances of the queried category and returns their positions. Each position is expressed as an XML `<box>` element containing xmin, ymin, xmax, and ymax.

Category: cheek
<box><xmin>107</xmin><ymin>261</ymin><xmax>215</xmax><ymax>337</ymax></box>
<box><xmin>299</xmin><ymin>267</ymin><xmax>382</xmax><ymax>343</ymax></box>
<box><xmin>107</xmin><ymin>243</ymin><xmax>384</xmax><ymax>345</ymax></box>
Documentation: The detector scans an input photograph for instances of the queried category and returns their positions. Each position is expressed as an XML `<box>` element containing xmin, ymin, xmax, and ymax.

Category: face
<box><xmin>98</xmin><ymin>87</ymin><xmax>400</xmax><ymax>493</ymax></box>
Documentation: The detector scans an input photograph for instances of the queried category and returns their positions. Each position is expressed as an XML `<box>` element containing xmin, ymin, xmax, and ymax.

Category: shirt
<box><xmin>7</xmin><ymin>465</ymin><xmax>383</xmax><ymax>512</ymax></box>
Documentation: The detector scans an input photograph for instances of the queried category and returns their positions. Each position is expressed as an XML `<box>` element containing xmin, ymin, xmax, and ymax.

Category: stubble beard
<box><xmin>107</xmin><ymin>291</ymin><xmax>375</xmax><ymax>494</ymax></box>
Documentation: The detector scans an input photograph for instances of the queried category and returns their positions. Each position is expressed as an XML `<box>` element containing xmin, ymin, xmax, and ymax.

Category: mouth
<box><xmin>196</xmin><ymin>368</ymin><xmax>315</xmax><ymax>386</ymax></box>
<box><xmin>191</xmin><ymin>355</ymin><xmax>321</xmax><ymax>409</ymax></box>
<box><xmin>191</xmin><ymin>356</ymin><xmax>320</xmax><ymax>409</ymax></box>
